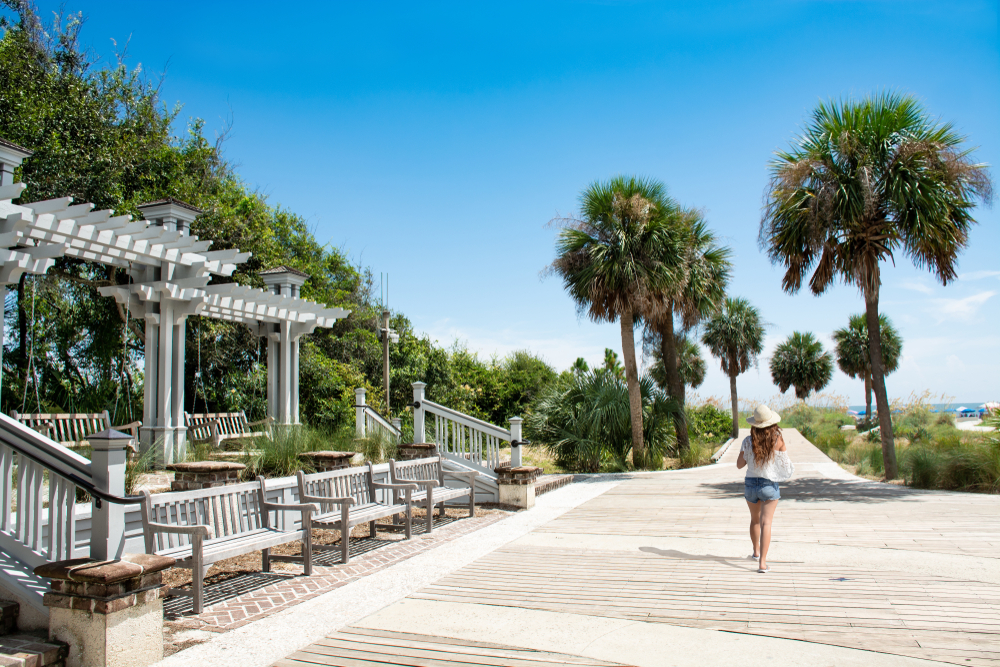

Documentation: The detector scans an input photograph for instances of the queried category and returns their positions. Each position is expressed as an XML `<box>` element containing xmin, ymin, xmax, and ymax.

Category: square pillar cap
<box><xmin>0</xmin><ymin>136</ymin><xmax>33</xmax><ymax>168</ymax></box>
<box><xmin>137</xmin><ymin>197</ymin><xmax>203</xmax><ymax>225</ymax></box>
<box><xmin>88</xmin><ymin>428</ymin><xmax>133</xmax><ymax>449</ymax></box>
<box><xmin>260</xmin><ymin>265</ymin><xmax>309</xmax><ymax>289</ymax></box>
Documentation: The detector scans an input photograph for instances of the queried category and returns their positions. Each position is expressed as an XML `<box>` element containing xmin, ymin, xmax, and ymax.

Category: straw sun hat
<box><xmin>747</xmin><ymin>404</ymin><xmax>781</xmax><ymax>428</ymax></box>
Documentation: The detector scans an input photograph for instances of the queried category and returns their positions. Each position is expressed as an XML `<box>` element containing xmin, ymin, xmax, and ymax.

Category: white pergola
<box><xmin>0</xmin><ymin>139</ymin><xmax>350</xmax><ymax>462</ymax></box>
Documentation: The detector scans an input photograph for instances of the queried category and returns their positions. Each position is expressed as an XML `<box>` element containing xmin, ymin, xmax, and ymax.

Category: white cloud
<box><xmin>959</xmin><ymin>270</ymin><xmax>1000</xmax><ymax>281</ymax></box>
<box><xmin>900</xmin><ymin>281</ymin><xmax>935</xmax><ymax>295</ymax></box>
<box><xmin>929</xmin><ymin>291</ymin><xmax>997</xmax><ymax>323</ymax></box>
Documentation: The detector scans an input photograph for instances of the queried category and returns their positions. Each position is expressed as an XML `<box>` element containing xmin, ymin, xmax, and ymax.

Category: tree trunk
<box><xmin>864</xmin><ymin>372</ymin><xmax>872</xmax><ymax>422</ymax></box>
<box><xmin>658</xmin><ymin>304</ymin><xmax>689</xmax><ymax>452</ymax></box>
<box><xmin>864</xmin><ymin>286</ymin><xmax>897</xmax><ymax>479</ymax></box>
<box><xmin>729</xmin><ymin>371</ymin><xmax>739</xmax><ymax>440</ymax></box>
<box><xmin>619</xmin><ymin>311</ymin><xmax>645</xmax><ymax>466</ymax></box>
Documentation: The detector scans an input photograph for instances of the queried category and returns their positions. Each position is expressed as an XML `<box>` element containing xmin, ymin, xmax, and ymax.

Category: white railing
<box><xmin>0</xmin><ymin>414</ymin><xmax>93</xmax><ymax>567</ymax></box>
<box><xmin>355</xmin><ymin>388</ymin><xmax>402</xmax><ymax>442</ymax></box>
<box><xmin>411</xmin><ymin>382</ymin><xmax>524</xmax><ymax>476</ymax></box>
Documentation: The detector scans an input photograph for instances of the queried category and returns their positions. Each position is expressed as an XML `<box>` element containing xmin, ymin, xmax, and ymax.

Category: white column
<box><xmin>355</xmin><ymin>388</ymin><xmax>367</xmax><ymax>437</ymax></box>
<box><xmin>509</xmin><ymin>416</ymin><xmax>524</xmax><ymax>467</ymax></box>
<box><xmin>172</xmin><ymin>316</ymin><xmax>187</xmax><ymax>460</ymax></box>
<box><xmin>89</xmin><ymin>430</ymin><xmax>130</xmax><ymax>560</ymax></box>
<box><xmin>291</xmin><ymin>337</ymin><xmax>300</xmax><ymax>424</ymax></box>
<box><xmin>141</xmin><ymin>313</ymin><xmax>158</xmax><ymax>452</ymax></box>
<box><xmin>156</xmin><ymin>299</ymin><xmax>175</xmax><ymax>462</ymax></box>
<box><xmin>279</xmin><ymin>320</ymin><xmax>291</xmax><ymax>425</ymax></box>
<box><xmin>412</xmin><ymin>382</ymin><xmax>426</xmax><ymax>444</ymax></box>
<box><xmin>266</xmin><ymin>328</ymin><xmax>277</xmax><ymax>420</ymax></box>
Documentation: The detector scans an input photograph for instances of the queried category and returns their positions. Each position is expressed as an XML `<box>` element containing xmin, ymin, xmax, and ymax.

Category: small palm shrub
<box><xmin>525</xmin><ymin>369</ymin><xmax>677</xmax><ymax>472</ymax></box>
<box><xmin>686</xmin><ymin>405</ymin><xmax>731</xmax><ymax>442</ymax></box>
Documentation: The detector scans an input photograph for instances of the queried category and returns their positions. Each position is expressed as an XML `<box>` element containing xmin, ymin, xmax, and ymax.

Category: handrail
<box><xmin>422</xmin><ymin>400</ymin><xmax>510</xmax><ymax>440</ymax></box>
<box><xmin>0</xmin><ymin>413</ymin><xmax>91</xmax><ymax>479</ymax></box>
<box><xmin>357</xmin><ymin>405</ymin><xmax>401</xmax><ymax>435</ymax></box>
<box><xmin>0</xmin><ymin>414</ymin><xmax>142</xmax><ymax>507</ymax></box>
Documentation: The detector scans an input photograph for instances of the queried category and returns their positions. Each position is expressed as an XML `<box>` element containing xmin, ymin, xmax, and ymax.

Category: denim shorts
<box><xmin>745</xmin><ymin>477</ymin><xmax>780</xmax><ymax>503</ymax></box>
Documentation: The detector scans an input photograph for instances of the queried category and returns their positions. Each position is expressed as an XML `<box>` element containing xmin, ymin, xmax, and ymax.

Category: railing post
<box><xmin>355</xmin><ymin>387</ymin><xmax>366</xmax><ymax>438</ymax></box>
<box><xmin>509</xmin><ymin>416</ymin><xmax>523</xmax><ymax>467</ymax></box>
<box><xmin>391</xmin><ymin>417</ymin><xmax>402</xmax><ymax>442</ymax></box>
<box><xmin>88</xmin><ymin>429</ymin><xmax>131</xmax><ymax>560</ymax></box>
<box><xmin>412</xmin><ymin>382</ymin><xmax>426</xmax><ymax>443</ymax></box>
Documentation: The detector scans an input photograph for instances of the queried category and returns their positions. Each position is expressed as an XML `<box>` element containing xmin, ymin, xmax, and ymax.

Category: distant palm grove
<box><xmin>0</xmin><ymin>6</ymin><xmax>994</xmax><ymax>477</ymax></box>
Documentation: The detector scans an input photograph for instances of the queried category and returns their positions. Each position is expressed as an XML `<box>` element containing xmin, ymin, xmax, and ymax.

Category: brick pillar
<box><xmin>495</xmin><ymin>465</ymin><xmax>542</xmax><ymax>509</ymax></box>
<box><xmin>397</xmin><ymin>443</ymin><xmax>437</xmax><ymax>461</ymax></box>
<box><xmin>297</xmin><ymin>451</ymin><xmax>357</xmax><ymax>472</ymax></box>
<box><xmin>165</xmin><ymin>461</ymin><xmax>245</xmax><ymax>491</ymax></box>
<box><xmin>35</xmin><ymin>553</ymin><xmax>175</xmax><ymax>667</ymax></box>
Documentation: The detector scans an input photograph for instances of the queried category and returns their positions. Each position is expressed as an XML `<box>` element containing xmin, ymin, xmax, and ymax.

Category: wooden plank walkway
<box><xmin>275</xmin><ymin>627</ymin><xmax>625</xmax><ymax>667</ymax></box>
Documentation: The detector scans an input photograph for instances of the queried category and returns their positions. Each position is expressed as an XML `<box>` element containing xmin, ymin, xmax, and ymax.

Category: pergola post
<box><xmin>134</xmin><ymin>199</ymin><xmax>202</xmax><ymax>464</ymax></box>
<box><xmin>261</xmin><ymin>267</ymin><xmax>309</xmax><ymax>426</ymax></box>
<box><xmin>0</xmin><ymin>139</ymin><xmax>35</xmax><ymax>399</ymax></box>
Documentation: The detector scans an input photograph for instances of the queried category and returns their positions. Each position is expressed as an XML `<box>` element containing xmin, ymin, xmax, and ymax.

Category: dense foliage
<box><xmin>0</xmin><ymin>5</ymin><xmax>554</xmax><ymax>432</ymax></box>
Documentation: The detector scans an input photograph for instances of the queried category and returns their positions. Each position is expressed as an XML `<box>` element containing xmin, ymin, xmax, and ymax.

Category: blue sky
<box><xmin>15</xmin><ymin>0</ymin><xmax>1000</xmax><ymax>405</ymax></box>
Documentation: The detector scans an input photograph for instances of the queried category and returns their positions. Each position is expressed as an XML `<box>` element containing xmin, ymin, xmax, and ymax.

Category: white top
<box><xmin>740</xmin><ymin>436</ymin><xmax>794</xmax><ymax>482</ymax></box>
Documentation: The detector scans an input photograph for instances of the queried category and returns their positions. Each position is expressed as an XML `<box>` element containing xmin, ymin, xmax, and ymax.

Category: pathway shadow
<box><xmin>638</xmin><ymin>547</ymin><xmax>752</xmax><ymax>570</ymax></box>
<box><xmin>697</xmin><ymin>477</ymin><xmax>931</xmax><ymax>503</ymax></box>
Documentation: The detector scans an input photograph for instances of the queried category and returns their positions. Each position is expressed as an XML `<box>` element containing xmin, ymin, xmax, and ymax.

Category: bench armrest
<box><xmin>144</xmin><ymin>522</ymin><xmax>214</xmax><ymax>539</ymax></box>
<box><xmin>372</xmin><ymin>482</ymin><xmax>419</xmax><ymax>492</ymax></box>
<box><xmin>301</xmin><ymin>493</ymin><xmax>354</xmax><ymax>506</ymax></box>
<box><xmin>262</xmin><ymin>501</ymin><xmax>319</xmax><ymax>514</ymax></box>
<box><xmin>113</xmin><ymin>420</ymin><xmax>142</xmax><ymax>431</ymax></box>
<box><xmin>396</xmin><ymin>476</ymin><xmax>439</xmax><ymax>488</ymax></box>
<box><xmin>248</xmin><ymin>417</ymin><xmax>274</xmax><ymax>427</ymax></box>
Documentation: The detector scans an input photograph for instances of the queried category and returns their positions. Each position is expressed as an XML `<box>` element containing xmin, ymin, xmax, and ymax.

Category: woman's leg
<box><xmin>758</xmin><ymin>499</ymin><xmax>779</xmax><ymax>569</ymax></box>
<box><xmin>745</xmin><ymin>500</ymin><xmax>761</xmax><ymax>557</ymax></box>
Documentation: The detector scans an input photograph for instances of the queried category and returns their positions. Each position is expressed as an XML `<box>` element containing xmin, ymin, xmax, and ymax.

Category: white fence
<box><xmin>411</xmin><ymin>382</ymin><xmax>523</xmax><ymax>477</ymax></box>
<box><xmin>354</xmin><ymin>388</ymin><xmax>402</xmax><ymax>442</ymax></box>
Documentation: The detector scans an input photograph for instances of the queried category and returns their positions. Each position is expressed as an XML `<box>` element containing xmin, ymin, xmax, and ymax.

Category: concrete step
<box><xmin>0</xmin><ymin>634</ymin><xmax>68</xmax><ymax>666</ymax></box>
<box><xmin>0</xmin><ymin>551</ymin><xmax>49</xmax><ymax>631</ymax></box>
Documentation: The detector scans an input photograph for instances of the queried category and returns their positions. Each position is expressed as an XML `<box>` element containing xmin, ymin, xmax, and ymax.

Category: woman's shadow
<box><xmin>638</xmin><ymin>546</ymin><xmax>754</xmax><ymax>570</ymax></box>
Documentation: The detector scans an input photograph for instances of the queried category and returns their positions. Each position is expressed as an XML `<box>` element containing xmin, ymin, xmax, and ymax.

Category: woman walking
<box><xmin>737</xmin><ymin>405</ymin><xmax>793</xmax><ymax>573</ymax></box>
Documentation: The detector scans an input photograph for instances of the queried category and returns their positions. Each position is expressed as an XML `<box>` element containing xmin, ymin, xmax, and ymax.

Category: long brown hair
<box><xmin>750</xmin><ymin>424</ymin><xmax>782</xmax><ymax>465</ymax></box>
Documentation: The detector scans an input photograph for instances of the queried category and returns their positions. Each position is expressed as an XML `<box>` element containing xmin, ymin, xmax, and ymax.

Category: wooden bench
<box><xmin>9</xmin><ymin>410</ymin><xmax>140</xmax><ymax>450</ymax></box>
<box><xmin>184</xmin><ymin>411</ymin><xmax>273</xmax><ymax>449</ymax></box>
<box><xmin>295</xmin><ymin>463</ymin><xmax>417</xmax><ymax>565</ymax></box>
<box><xmin>390</xmin><ymin>456</ymin><xmax>477</xmax><ymax>534</ymax></box>
<box><xmin>140</xmin><ymin>477</ymin><xmax>316</xmax><ymax>614</ymax></box>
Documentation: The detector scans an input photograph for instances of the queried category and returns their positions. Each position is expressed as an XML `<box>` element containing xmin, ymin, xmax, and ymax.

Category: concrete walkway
<box><xmin>163</xmin><ymin>430</ymin><xmax>1000</xmax><ymax>667</ymax></box>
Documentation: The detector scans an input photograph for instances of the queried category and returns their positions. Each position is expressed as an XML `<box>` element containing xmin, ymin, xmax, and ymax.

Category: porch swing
<box><xmin>183</xmin><ymin>317</ymin><xmax>273</xmax><ymax>450</ymax></box>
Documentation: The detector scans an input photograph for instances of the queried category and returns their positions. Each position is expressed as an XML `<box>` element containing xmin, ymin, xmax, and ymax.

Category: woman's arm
<box><xmin>775</xmin><ymin>435</ymin><xmax>787</xmax><ymax>452</ymax></box>
<box><xmin>737</xmin><ymin>451</ymin><xmax>747</xmax><ymax>469</ymax></box>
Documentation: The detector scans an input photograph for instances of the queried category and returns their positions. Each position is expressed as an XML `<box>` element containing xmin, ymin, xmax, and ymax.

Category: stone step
<box><xmin>0</xmin><ymin>634</ymin><xmax>68</xmax><ymax>667</ymax></box>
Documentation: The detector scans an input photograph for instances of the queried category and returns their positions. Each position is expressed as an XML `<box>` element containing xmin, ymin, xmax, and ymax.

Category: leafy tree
<box><xmin>642</xmin><ymin>211</ymin><xmax>731</xmax><ymax>452</ymax></box>
<box><xmin>833</xmin><ymin>313</ymin><xmax>902</xmax><ymax>421</ymax></box>
<box><xmin>602</xmin><ymin>348</ymin><xmax>624</xmax><ymax>379</ymax></box>
<box><xmin>760</xmin><ymin>92</ymin><xmax>993</xmax><ymax>478</ymax></box>
<box><xmin>549</xmin><ymin>176</ymin><xmax>684</xmax><ymax>466</ymax></box>
<box><xmin>770</xmin><ymin>332</ymin><xmax>833</xmax><ymax>400</ymax></box>
<box><xmin>570</xmin><ymin>357</ymin><xmax>589</xmax><ymax>375</ymax></box>
<box><xmin>701</xmin><ymin>297</ymin><xmax>766</xmax><ymax>438</ymax></box>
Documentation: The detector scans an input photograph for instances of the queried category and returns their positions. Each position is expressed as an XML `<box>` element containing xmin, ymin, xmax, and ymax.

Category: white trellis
<box><xmin>0</xmin><ymin>139</ymin><xmax>350</xmax><ymax>463</ymax></box>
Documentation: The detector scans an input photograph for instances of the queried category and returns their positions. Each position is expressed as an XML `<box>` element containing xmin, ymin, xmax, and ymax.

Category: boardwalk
<box><xmin>272</xmin><ymin>429</ymin><xmax>1000</xmax><ymax>667</ymax></box>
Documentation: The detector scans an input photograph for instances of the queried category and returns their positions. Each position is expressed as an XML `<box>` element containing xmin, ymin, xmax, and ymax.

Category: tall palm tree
<box><xmin>770</xmin><ymin>332</ymin><xmax>833</xmax><ymax>400</ymax></box>
<box><xmin>760</xmin><ymin>92</ymin><xmax>993</xmax><ymax>478</ymax></box>
<box><xmin>701</xmin><ymin>297</ymin><xmax>766</xmax><ymax>439</ymax></box>
<box><xmin>550</xmin><ymin>176</ymin><xmax>685</xmax><ymax>465</ymax></box>
<box><xmin>833</xmin><ymin>314</ymin><xmax>902</xmax><ymax>421</ymax></box>
<box><xmin>642</xmin><ymin>211</ymin><xmax>731</xmax><ymax>451</ymax></box>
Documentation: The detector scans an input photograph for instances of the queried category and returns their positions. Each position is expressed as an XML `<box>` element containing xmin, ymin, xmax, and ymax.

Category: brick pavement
<box><xmin>164</xmin><ymin>511</ymin><xmax>508</xmax><ymax>633</ymax></box>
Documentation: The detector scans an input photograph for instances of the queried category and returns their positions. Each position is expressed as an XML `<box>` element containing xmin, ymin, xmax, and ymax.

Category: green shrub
<box><xmin>686</xmin><ymin>404</ymin><xmax>732</xmax><ymax>441</ymax></box>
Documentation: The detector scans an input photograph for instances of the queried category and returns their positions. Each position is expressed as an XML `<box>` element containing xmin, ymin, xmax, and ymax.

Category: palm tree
<box><xmin>647</xmin><ymin>332</ymin><xmax>706</xmax><ymax>405</ymax></box>
<box><xmin>701</xmin><ymin>297</ymin><xmax>766</xmax><ymax>439</ymax></box>
<box><xmin>770</xmin><ymin>332</ymin><xmax>833</xmax><ymax>400</ymax></box>
<box><xmin>760</xmin><ymin>92</ymin><xmax>993</xmax><ymax>478</ymax></box>
<box><xmin>550</xmin><ymin>176</ymin><xmax>685</xmax><ymax>465</ymax></box>
<box><xmin>833</xmin><ymin>314</ymin><xmax>902</xmax><ymax>421</ymax></box>
<box><xmin>642</xmin><ymin>211</ymin><xmax>731</xmax><ymax>451</ymax></box>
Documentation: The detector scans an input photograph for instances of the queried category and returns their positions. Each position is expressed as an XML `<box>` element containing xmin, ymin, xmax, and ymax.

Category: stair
<box><xmin>0</xmin><ymin>601</ymin><xmax>68</xmax><ymax>667</ymax></box>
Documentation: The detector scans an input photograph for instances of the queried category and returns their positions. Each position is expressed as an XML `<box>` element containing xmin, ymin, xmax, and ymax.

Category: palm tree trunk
<box><xmin>658</xmin><ymin>305</ymin><xmax>689</xmax><ymax>452</ymax></box>
<box><xmin>864</xmin><ymin>372</ymin><xmax>872</xmax><ymax>422</ymax></box>
<box><xmin>619</xmin><ymin>311</ymin><xmax>645</xmax><ymax>466</ymax></box>
<box><xmin>864</xmin><ymin>287</ymin><xmax>897</xmax><ymax>479</ymax></box>
<box><xmin>729</xmin><ymin>371</ymin><xmax>739</xmax><ymax>439</ymax></box>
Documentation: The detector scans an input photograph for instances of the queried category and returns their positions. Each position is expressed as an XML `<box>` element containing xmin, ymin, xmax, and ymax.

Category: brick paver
<box><xmin>165</xmin><ymin>512</ymin><xmax>507</xmax><ymax>633</ymax></box>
